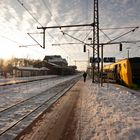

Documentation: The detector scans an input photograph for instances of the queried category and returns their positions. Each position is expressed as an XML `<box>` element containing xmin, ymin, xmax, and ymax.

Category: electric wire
<box><xmin>107</xmin><ymin>27</ymin><xmax>139</xmax><ymax>43</ymax></box>
<box><xmin>99</xmin><ymin>29</ymin><xmax>112</xmax><ymax>41</ymax></box>
<box><xmin>17</xmin><ymin>0</ymin><xmax>43</xmax><ymax>27</ymax></box>
<box><xmin>41</xmin><ymin>0</ymin><xmax>76</xmax><ymax>59</ymax></box>
<box><xmin>0</xmin><ymin>34</ymin><xmax>20</xmax><ymax>44</ymax></box>
<box><xmin>101</xmin><ymin>26</ymin><xmax>140</xmax><ymax>30</ymax></box>
<box><xmin>41</xmin><ymin>0</ymin><xmax>59</xmax><ymax>26</ymax></box>
<box><xmin>0</xmin><ymin>34</ymin><xmax>48</xmax><ymax>58</ymax></box>
<box><xmin>83</xmin><ymin>28</ymin><xmax>93</xmax><ymax>42</ymax></box>
<box><xmin>17</xmin><ymin>0</ymin><xmax>61</xmax><ymax>51</ymax></box>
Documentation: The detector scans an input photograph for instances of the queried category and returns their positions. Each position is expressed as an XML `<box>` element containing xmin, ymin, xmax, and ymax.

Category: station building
<box><xmin>13</xmin><ymin>55</ymin><xmax>77</xmax><ymax>77</ymax></box>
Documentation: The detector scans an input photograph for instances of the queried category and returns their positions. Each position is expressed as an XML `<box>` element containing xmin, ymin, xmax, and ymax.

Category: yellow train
<box><xmin>103</xmin><ymin>57</ymin><xmax>140</xmax><ymax>88</ymax></box>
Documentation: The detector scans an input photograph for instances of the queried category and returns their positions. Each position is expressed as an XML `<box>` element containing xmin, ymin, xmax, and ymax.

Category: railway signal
<box><xmin>120</xmin><ymin>43</ymin><xmax>122</xmax><ymax>51</ymax></box>
<box><xmin>83</xmin><ymin>45</ymin><xmax>86</xmax><ymax>52</ymax></box>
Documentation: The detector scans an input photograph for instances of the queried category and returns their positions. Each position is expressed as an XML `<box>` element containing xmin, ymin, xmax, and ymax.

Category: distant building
<box><xmin>13</xmin><ymin>66</ymin><xmax>49</xmax><ymax>77</ymax></box>
<box><xmin>43</xmin><ymin>55</ymin><xmax>68</xmax><ymax>67</ymax></box>
<box><xmin>68</xmin><ymin>65</ymin><xmax>77</xmax><ymax>70</ymax></box>
<box><xmin>34</xmin><ymin>55</ymin><xmax>77</xmax><ymax>75</ymax></box>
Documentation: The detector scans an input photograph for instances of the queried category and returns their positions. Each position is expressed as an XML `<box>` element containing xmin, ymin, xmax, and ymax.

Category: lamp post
<box><xmin>87</xmin><ymin>49</ymin><xmax>90</xmax><ymax>67</ymax></box>
<box><xmin>126</xmin><ymin>47</ymin><xmax>131</xmax><ymax>58</ymax></box>
<box><xmin>101</xmin><ymin>44</ymin><xmax>104</xmax><ymax>86</ymax></box>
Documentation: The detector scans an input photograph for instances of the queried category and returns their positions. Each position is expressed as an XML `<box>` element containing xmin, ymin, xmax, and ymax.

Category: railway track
<box><xmin>0</xmin><ymin>76</ymin><xmax>80</xmax><ymax>140</ymax></box>
<box><xmin>0</xmin><ymin>75</ymin><xmax>58</xmax><ymax>86</ymax></box>
<box><xmin>0</xmin><ymin>76</ymin><xmax>72</xmax><ymax>111</ymax></box>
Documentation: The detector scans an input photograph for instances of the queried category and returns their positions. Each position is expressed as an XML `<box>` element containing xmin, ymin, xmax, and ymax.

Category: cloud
<box><xmin>0</xmin><ymin>0</ymin><xmax>140</xmax><ymax>67</ymax></box>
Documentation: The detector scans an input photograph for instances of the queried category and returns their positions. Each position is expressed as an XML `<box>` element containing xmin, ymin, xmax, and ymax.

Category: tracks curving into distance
<box><xmin>0</xmin><ymin>75</ymin><xmax>81</xmax><ymax>140</ymax></box>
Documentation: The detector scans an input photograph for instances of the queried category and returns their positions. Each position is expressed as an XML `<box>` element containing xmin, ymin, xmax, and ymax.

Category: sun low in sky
<box><xmin>0</xmin><ymin>0</ymin><xmax>140</xmax><ymax>70</ymax></box>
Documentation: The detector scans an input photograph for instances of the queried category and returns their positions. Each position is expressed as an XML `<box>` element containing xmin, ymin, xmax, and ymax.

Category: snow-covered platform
<box><xmin>18</xmin><ymin>78</ymin><xmax>140</xmax><ymax>140</ymax></box>
<box><xmin>74</xmin><ymin>79</ymin><xmax>140</xmax><ymax>140</ymax></box>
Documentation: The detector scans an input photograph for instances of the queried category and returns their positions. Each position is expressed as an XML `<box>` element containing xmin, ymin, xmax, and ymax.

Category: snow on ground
<box><xmin>74</xmin><ymin>79</ymin><xmax>140</xmax><ymax>140</ymax></box>
<box><xmin>1</xmin><ymin>75</ymin><xmax>140</xmax><ymax>139</ymax></box>
<box><xmin>0</xmin><ymin>75</ymin><xmax>79</xmax><ymax>111</ymax></box>
<box><xmin>0</xmin><ymin>75</ymin><xmax>58</xmax><ymax>85</ymax></box>
<box><xmin>17</xmin><ymin>78</ymin><xmax>140</xmax><ymax>140</ymax></box>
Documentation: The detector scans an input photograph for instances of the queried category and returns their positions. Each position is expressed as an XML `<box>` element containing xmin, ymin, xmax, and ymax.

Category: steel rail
<box><xmin>0</xmin><ymin>76</ymin><xmax>58</xmax><ymax>87</ymax></box>
<box><xmin>0</xmin><ymin>77</ymin><xmax>80</xmax><ymax>138</ymax></box>
<box><xmin>0</xmin><ymin>77</ymin><xmax>74</xmax><ymax>113</ymax></box>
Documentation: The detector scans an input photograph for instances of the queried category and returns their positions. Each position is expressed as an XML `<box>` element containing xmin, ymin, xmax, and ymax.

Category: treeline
<box><xmin>0</xmin><ymin>57</ymin><xmax>41</xmax><ymax>76</ymax></box>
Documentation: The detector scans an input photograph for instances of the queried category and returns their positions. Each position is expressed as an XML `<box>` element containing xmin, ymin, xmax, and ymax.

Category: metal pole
<box><xmin>128</xmin><ymin>49</ymin><xmax>129</xmax><ymax>58</ymax></box>
<box><xmin>101</xmin><ymin>44</ymin><xmax>103</xmax><ymax>86</ymax></box>
<box><xmin>92</xmin><ymin>0</ymin><xmax>100</xmax><ymax>83</ymax></box>
<box><xmin>127</xmin><ymin>47</ymin><xmax>130</xmax><ymax>58</ymax></box>
<box><xmin>37</xmin><ymin>23</ymin><xmax>94</xmax><ymax>29</ymax></box>
<box><xmin>87</xmin><ymin>50</ymin><xmax>90</xmax><ymax>67</ymax></box>
<box><xmin>43</xmin><ymin>28</ymin><xmax>45</xmax><ymax>48</ymax></box>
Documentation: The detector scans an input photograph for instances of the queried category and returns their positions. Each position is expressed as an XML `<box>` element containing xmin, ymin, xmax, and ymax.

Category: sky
<box><xmin>0</xmin><ymin>0</ymin><xmax>140</xmax><ymax>70</ymax></box>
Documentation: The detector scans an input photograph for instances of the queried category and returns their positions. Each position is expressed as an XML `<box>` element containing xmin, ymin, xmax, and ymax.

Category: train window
<box><xmin>123</xmin><ymin>64</ymin><xmax>126</xmax><ymax>68</ymax></box>
<box><xmin>119</xmin><ymin>64</ymin><xmax>121</xmax><ymax>70</ymax></box>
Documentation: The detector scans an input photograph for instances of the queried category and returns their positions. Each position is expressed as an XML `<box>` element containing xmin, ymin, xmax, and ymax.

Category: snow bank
<box><xmin>75</xmin><ymin>80</ymin><xmax>140</xmax><ymax>140</ymax></box>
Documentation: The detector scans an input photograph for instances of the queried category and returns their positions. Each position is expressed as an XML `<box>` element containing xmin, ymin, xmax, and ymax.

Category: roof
<box><xmin>14</xmin><ymin>66</ymin><xmax>49</xmax><ymax>71</ymax></box>
<box><xmin>48</xmin><ymin>62</ymin><xmax>61</xmax><ymax>68</ymax></box>
<box><xmin>40</xmin><ymin>67</ymin><xmax>50</xmax><ymax>70</ymax></box>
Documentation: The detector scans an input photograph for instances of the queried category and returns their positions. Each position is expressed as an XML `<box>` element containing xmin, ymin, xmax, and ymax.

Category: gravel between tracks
<box><xmin>16</xmin><ymin>79</ymin><xmax>81</xmax><ymax>140</ymax></box>
<box><xmin>16</xmin><ymin>79</ymin><xmax>140</xmax><ymax>140</ymax></box>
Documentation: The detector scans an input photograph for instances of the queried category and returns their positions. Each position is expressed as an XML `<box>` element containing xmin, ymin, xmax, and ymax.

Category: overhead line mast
<box><xmin>37</xmin><ymin>23</ymin><xmax>94</xmax><ymax>48</ymax></box>
<box><xmin>92</xmin><ymin>0</ymin><xmax>100</xmax><ymax>83</ymax></box>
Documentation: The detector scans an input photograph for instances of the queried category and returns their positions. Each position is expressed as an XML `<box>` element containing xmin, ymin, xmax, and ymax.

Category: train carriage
<box><xmin>103</xmin><ymin>57</ymin><xmax>140</xmax><ymax>88</ymax></box>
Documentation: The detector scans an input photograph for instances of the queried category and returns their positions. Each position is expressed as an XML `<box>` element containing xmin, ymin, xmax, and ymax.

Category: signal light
<box><xmin>84</xmin><ymin>45</ymin><xmax>86</xmax><ymax>52</ymax></box>
<box><xmin>120</xmin><ymin>43</ymin><xmax>122</xmax><ymax>51</ymax></box>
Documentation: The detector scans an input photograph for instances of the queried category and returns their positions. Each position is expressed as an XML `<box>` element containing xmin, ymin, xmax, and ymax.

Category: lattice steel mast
<box><xmin>92</xmin><ymin>0</ymin><xmax>100</xmax><ymax>83</ymax></box>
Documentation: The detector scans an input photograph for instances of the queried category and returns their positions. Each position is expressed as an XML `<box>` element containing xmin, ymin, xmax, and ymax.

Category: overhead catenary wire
<box><xmin>41</xmin><ymin>0</ymin><xmax>60</xmax><ymax>26</ymax></box>
<box><xmin>107</xmin><ymin>27</ymin><xmax>139</xmax><ymax>43</ymax></box>
<box><xmin>101</xmin><ymin>26</ymin><xmax>140</xmax><ymax>30</ymax></box>
<box><xmin>0</xmin><ymin>34</ymin><xmax>49</xmax><ymax>57</ymax></box>
<box><xmin>58</xmin><ymin>26</ymin><xmax>140</xmax><ymax>32</ymax></box>
<box><xmin>0</xmin><ymin>0</ymin><xmax>89</xmax><ymax>62</ymax></box>
<box><xmin>17</xmin><ymin>0</ymin><xmax>43</xmax><ymax>27</ymax></box>
<box><xmin>17</xmin><ymin>0</ymin><xmax>61</xmax><ymax>50</ymax></box>
<box><xmin>99</xmin><ymin>29</ymin><xmax>112</xmax><ymax>41</ymax></box>
<box><xmin>41</xmin><ymin>0</ymin><xmax>75</xmax><ymax>56</ymax></box>
<box><xmin>16</xmin><ymin>0</ymin><xmax>140</xmax><ymax>65</ymax></box>
<box><xmin>41</xmin><ymin>0</ymin><xmax>88</xmax><ymax>59</ymax></box>
<box><xmin>0</xmin><ymin>34</ymin><xmax>20</xmax><ymax>44</ymax></box>
<box><xmin>83</xmin><ymin>28</ymin><xmax>93</xmax><ymax>42</ymax></box>
<box><xmin>41</xmin><ymin>0</ymin><xmax>94</xmax><ymax>47</ymax></box>
<box><xmin>41</xmin><ymin>0</ymin><xmax>75</xmax><ymax>58</ymax></box>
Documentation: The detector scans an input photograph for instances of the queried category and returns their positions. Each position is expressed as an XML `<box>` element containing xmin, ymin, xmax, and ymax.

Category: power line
<box><xmin>41</xmin><ymin>0</ymin><xmax>59</xmax><ymax>26</ymax></box>
<box><xmin>61</xmin><ymin>31</ymin><xmax>86</xmax><ymax>44</ymax></box>
<box><xmin>41</xmin><ymin>0</ymin><xmax>67</xmax><ymax>44</ymax></box>
<box><xmin>17</xmin><ymin>0</ymin><xmax>61</xmax><ymax>50</ymax></box>
<box><xmin>107</xmin><ymin>27</ymin><xmax>139</xmax><ymax>43</ymax></box>
<box><xmin>83</xmin><ymin>28</ymin><xmax>93</xmax><ymax>42</ymax></box>
<box><xmin>17</xmin><ymin>0</ymin><xmax>43</xmax><ymax>27</ymax></box>
<box><xmin>0</xmin><ymin>34</ymin><xmax>20</xmax><ymax>44</ymax></box>
<box><xmin>44</xmin><ymin>4</ymin><xmax>90</xmax><ymax>55</ymax></box>
<box><xmin>99</xmin><ymin>29</ymin><xmax>112</xmax><ymax>41</ymax></box>
<box><xmin>27</xmin><ymin>33</ymin><xmax>43</xmax><ymax>48</ymax></box>
<box><xmin>40</xmin><ymin>0</ymin><xmax>95</xmax><ymax>59</ymax></box>
<box><xmin>101</xmin><ymin>26</ymin><xmax>140</xmax><ymax>30</ymax></box>
<box><xmin>0</xmin><ymin>34</ymin><xmax>49</xmax><ymax>57</ymax></box>
<box><xmin>63</xmin><ymin>29</ymin><xmax>92</xmax><ymax>32</ymax></box>
<box><xmin>40</xmin><ymin>0</ymin><xmax>76</xmax><ymax>60</ymax></box>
